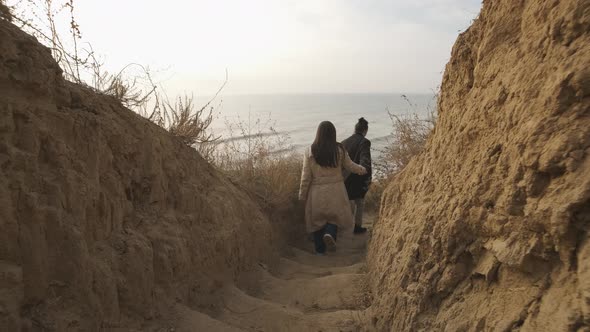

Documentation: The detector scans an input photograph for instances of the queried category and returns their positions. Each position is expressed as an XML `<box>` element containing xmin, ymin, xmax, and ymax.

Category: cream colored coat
<box><xmin>299</xmin><ymin>146</ymin><xmax>366</xmax><ymax>233</ymax></box>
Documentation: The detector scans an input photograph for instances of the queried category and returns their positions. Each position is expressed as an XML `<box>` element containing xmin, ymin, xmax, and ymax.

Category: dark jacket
<box><xmin>342</xmin><ymin>133</ymin><xmax>372</xmax><ymax>199</ymax></box>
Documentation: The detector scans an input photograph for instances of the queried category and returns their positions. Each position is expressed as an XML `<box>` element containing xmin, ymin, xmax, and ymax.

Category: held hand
<box><xmin>358</xmin><ymin>166</ymin><xmax>367</xmax><ymax>175</ymax></box>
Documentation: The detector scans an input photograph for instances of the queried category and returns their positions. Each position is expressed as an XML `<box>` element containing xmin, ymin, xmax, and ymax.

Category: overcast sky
<box><xmin>73</xmin><ymin>0</ymin><xmax>482</xmax><ymax>95</ymax></box>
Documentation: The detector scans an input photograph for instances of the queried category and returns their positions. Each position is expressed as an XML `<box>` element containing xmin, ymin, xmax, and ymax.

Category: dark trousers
<box><xmin>313</xmin><ymin>223</ymin><xmax>338</xmax><ymax>253</ymax></box>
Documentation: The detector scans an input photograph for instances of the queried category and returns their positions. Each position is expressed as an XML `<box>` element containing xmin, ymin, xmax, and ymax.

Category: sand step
<box><xmin>272</xmin><ymin>257</ymin><xmax>366</xmax><ymax>280</ymax></box>
<box><xmin>168</xmin><ymin>218</ymin><xmax>374</xmax><ymax>331</ymax></box>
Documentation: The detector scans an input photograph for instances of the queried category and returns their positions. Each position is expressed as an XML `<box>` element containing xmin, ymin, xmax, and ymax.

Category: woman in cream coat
<box><xmin>299</xmin><ymin>121</ymin><xmax>367</xmax><ymax>254</ymax></box>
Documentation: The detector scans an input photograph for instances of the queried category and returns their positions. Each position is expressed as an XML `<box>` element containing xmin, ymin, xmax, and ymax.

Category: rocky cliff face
<box><xmin>368</xmin><ymin>0</ymin><xmax>589</xmax><ymax>331</ymax></box>
<box><xmin>0</xmin><ymin>20</ymin><xmax>277</xmax><ymax>331</ymax></box>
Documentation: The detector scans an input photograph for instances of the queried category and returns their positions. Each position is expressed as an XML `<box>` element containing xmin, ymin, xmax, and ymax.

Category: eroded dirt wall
<box><xmin>0</xmin><ymin>20</ymin><xmax>277</xmax><ymax>331</ymax></box>
<box><xmin>368</xmin><ymin>0</ymin><xmax>590</xmax><ymax>331</ymax></box>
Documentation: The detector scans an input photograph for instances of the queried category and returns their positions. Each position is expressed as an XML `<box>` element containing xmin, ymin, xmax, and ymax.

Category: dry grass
<box><xmin>375</xmin><ymin>95</ymin><xmax>437</xmax><ymax>177</ymax></box>
<box><xmin>375</xmin><ymin>112</ymin><xmax>435</xmax><ymax>176</ymax></box>
<box><xmin>230</xmin><ymin>153</ymin><xmax>302</xmax><ymax>208</ymax></box>
<box><xmin>366</xmin><ymin>95</ymin><xmax>437</xmax><ymax>213</ymax></box>
<box><xmin>146</xmin><ymin>93</ymin><xmax>221</xmax><ymax>161</ymax></box>
<box><xmin>214</xmin><ymin>114</ymin><xmax>302</xmax><ymax>208</ymax></box>
<box><xmin>91</xmin><ymin>62</ymin><xmax>158</xmax><ymax>109</ymax></box>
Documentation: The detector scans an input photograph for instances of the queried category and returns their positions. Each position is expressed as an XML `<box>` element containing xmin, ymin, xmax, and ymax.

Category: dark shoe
<box><xmin>353</xmin><ymin>225</ymin><xmax>367</xmax><ymax>234</ymax></box>
<box><xmin>323</xmin><ymin>234</ymin><xmax>337</xmax><ymax>251</ymax></box>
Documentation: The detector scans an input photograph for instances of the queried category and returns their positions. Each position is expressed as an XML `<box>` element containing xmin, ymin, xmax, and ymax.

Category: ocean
<box><xmin>200</xmin><ymin>93</ymin><xmax>436</xmax><ymax>159</ymax></box>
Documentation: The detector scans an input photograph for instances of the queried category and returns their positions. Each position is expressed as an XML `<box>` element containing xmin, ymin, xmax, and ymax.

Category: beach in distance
<box><xmin>201</xmin><ymin>93</ymin><xmax>436</xmax><ymax>157</ymax></box>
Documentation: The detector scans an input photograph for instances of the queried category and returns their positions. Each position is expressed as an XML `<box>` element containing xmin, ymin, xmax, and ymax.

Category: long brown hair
<box><xmin>311</xmin><ymin>121</ymin><xmax>341</xmax><ymax>168</ymax></box>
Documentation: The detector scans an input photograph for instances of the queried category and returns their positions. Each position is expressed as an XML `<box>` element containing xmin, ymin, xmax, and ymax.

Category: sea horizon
<box><xmin>198</xmin><ymin>92</ymin><xmax>437</xmax><ymax>159</ymax></box>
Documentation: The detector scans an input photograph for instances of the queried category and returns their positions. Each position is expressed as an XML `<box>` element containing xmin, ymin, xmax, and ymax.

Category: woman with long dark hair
<box><xmin>299</xmin><ymin>121</ymin><xmax>367</xmax><ymax>254</ymax></box>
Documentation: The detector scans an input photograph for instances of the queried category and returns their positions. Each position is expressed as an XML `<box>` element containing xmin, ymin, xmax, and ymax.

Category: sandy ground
<box><xmin>167</xmin><ymin>219</ymin><xmax>374</xmax><ymax>332</ymax></box>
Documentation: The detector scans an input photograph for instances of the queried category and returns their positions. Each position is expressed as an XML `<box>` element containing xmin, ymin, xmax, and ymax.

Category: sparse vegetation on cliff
<box><xmin>214</xmin><ymin>114</ymin><xmax>302</xmax><ymax>208</ymax></box>
<box><xmin>7</xmin><ymin>0</ymin><xmax>163</xmax><ymax>111</ymax></box>
<box><xmin>365</xmin><ymin>94</ymin><xmax>437</xmax><ymax>213</ymax></box>
<box><xmin>375</xmin><ymin>94</ymin><xmax>437</xmax><ymax>177</ymax></box>
<box><xmin>6</xmin><ymin>0</ymin><xmax>229</xmax><ymax>163</ymax></box>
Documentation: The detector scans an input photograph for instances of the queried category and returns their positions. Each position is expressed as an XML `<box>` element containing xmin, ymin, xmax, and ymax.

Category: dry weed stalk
<box><xmin>8</xmin><ymin>0</ymin><xmax>224</xmax><ymax>155</ymax></box>
<box><xmin>381</xmin><ymin>112</ymin><xmax>432</xmax><ymax>172</ymax></box>
<box><xmin>98</xmin><ymin>62</ymin><xmax>158</xmax><ymax>109</ymax></box>
<box><xmin>375</xmin><ymin>94</ymin><xmax>437</xmax><ymax>177</ymax></box>
<box><xmin>141</xmin><ymin>70</ymin><xmax>228</xmax><ymax>158</ymax></box>
<box><xmin>162</xmin><ymin>95</ymin><xmax>219</xmax><ymax>152</ymax></box>
<box><xmin>366</xmin><ymin>94</ymin><xmax>437</xmax><ymax>212</ymax></box>
<box><xmin>215</xmin><ymin>113</ymin><xmax>300</xmax><ymax>207</ymax></box>
<box><xmin>9</xmin><ymin>0</ymin><xmax>85</xmax><ymax>83</ymax></box>
<box><xmin>8</xmin><ymin>0</ymin><xmax>158</xmax><ymax>109</ymax></box>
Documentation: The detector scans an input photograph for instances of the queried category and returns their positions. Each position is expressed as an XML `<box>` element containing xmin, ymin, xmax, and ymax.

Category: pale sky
<box><xmin>72</xmin><ymin>0</ymin><xmax>482</xmax><ymax>95</ymax></box>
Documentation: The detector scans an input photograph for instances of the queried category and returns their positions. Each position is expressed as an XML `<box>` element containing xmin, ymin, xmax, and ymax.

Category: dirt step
<box><xmin>272</xmin><ymin>257</ymin><xmax>366</xmax><ymax>280</ymax></box>
<box><xmin>215</xmin><ymin>285</ymin><xmax>365</xmax><ymax>332</ymax></box>
<box><xmin>174</xmin><ymin>305</ymin><xmax>245</xmax><ymax>332</ymax></box>
<box><xmin>263</xmin><ymin>274</ymin><xmax>366</xmax><ymax>311</ymax></box>
<box><xmin>168</xmin><ymin>219</ymin><xmax>374</xmax><ymax>332</ymax></box>
<box><xmin>285</xmin><ymin>247</ymin><xmax>366</xmax><ymax>268</ymax></box>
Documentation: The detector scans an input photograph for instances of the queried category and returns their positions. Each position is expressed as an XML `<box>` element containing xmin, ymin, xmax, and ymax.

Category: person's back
<box><xmin>307</xmin><ymin>146</ymin><xmax>345</xmax><ymax>178</ymax></box>
<box><xmin>342</xmin><ymin>118</ymin><xmax>372</xmax><ymax>234</ymax></box>
<box><xmin>299</xmin><ymin>121</ymin><xmax>366</xmax><ymax>254</ymax></box>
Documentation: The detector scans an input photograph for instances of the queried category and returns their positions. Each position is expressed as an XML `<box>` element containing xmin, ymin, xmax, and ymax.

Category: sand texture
<box><xmin>0</xmin><ymin>19</ymin><xmax>281</xmax><ymax>331</ymax></box>
<box><xmin>367</xmin><ymin>0</ymin><xmax>590</xmax><ymax>331</ymax></box>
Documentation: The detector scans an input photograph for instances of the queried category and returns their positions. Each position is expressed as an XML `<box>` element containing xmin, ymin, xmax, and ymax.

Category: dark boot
<box><xmin>313</xmin><ymin>228</ymin><xmax>326</xmax><ymax>254</ymax></box>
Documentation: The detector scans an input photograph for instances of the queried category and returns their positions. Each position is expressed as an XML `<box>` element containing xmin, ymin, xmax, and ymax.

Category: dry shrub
<box><xmin>367</xmin><ymin>95</ymin><xmax>437</xmax><ymax>213</ymax></box>
<box><xmin>163</xmin><ymin>96</ymin><xmax>216</xmax><ymax>147</ymax></box>
<box><xmin>215</xmin><ymin>114</ymin><xmax>302</xmax><ymax>208</ymax></box>
<box><xmin>243</xmin><ymin>153</ymin><xmax>302</xmax><ymax>208</ymax></box>
<box><xmin>91</xmin><ymin>61</ymin><xmax>158</xmax><ymax>109</ymax></box>
<box><xmin>375</xmin><ymin>94</ymin><xmax>437</xmax><ymax>177</ymax></box>
<box><xmin>148</xmin><ymin>93</ymin><xmax>221</xmax><ymax>161</ymax></box>
<box><xmin>376</xmin><ymin>112</ymin><xmax>435</xmax><ymax>175</ymax></box>
<box><xmin>141</xmin><ymin>72</ymin><xmax>227</xmax><ymax>159</ymax></box>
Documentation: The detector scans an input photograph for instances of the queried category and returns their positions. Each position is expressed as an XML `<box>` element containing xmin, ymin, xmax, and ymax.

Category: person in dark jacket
<box><xmin>342</xmin><ymin>118</ymin><xmax>372</xmax><ymax>234</ymax></box>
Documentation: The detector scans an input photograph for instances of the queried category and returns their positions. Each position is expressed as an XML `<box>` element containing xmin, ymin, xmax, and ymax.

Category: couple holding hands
<box><xmin>299</xmin><ymin>118</ymin><xmax>372</xmax><ymax>255</ymax></box>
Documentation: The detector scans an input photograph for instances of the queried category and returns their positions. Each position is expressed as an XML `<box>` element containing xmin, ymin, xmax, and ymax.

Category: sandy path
<box><xmin>171</xmin><ymin>220</ymin><xmax>373</xmax><ymax>332</ymax></box>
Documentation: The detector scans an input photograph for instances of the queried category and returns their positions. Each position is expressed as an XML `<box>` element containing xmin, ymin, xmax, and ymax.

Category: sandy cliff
<box><xmin>0</xmin><ymin>20</ymin><xmax>278</xmax><ymax>331</ymax></box>
<box><xmin>368</xmin><ymin>0</ymin><xmax>589</xmax><ymax>331</ymax></box>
